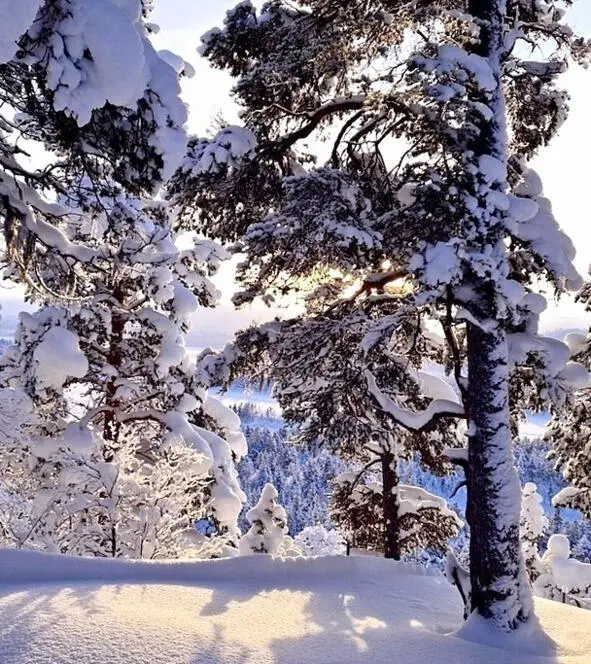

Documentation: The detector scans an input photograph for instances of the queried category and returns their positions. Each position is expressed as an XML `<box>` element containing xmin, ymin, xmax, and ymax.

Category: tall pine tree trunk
<box><xmin>102</xmin><ymin>284</ymin><xmax>125</xmax><ymax>557</ymax></box>
<box><xmin>465</xmin><ymin>0</ymin><xmax>531</xmax><ymax>630</ymax></box>
<box><xmin>466</xmin><ymin>324</ymin><xmax>529</xmax><ymax>627</ymax></box>
<box><xmin>381</xmin><ymin>451</ymin><xmax>401</xmax><ymax>560</ymax></box>
<box><xmin>103</xmin><ymin>286</ymin><xmax>125</xmax><ymax>463</ymax></box>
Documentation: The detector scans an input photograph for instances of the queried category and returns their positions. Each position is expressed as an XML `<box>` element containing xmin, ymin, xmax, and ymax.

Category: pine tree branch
<box><xmin>326</xmin><ymin>270</ymin><xmax>409</xmax><ymax>313</ymax></box>
<box><xmin>364</xmin><ymin>370</ymin><xmax>465</xmax><ymax>432</ymax></box>
<box><xmin>269</xmin><ymin>95</ymin><xmax>367</xmax><ymax>154</ymax></box>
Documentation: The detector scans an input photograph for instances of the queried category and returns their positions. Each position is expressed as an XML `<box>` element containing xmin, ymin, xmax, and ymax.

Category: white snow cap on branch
<box><xmin>33</xmin><ymin>325</ymin><xmax>88</xmax><ymax>390</ymax></box>
<box><xmin>416</xmin><ymin>44</ymin><xmax>497</xmax><ymax>92</ymax></box>
<box><xmin>512</xmin><ymin>170</ymin><xmax>582</xmax><ymax>291</ymax></box>
<box><xmin>416</xmin><ymin>371</ymin><xmax>461</xmax><ymax>404</ymax></box>
<box><xmin>398</xmin><ymin>485</ymin><xmax>463</xmax><ymax>528</ymax></box>
<box><xmin>564</xmin><ymin>333</ymin><xmax>588</xmax><ymax>358</ymax></box>
<box><xmin>202</xmin><ymin>395</ymin><xmax>248</xmax><ymax>459</ymax></box>
<box><xmin>184</xmin><ymin>126</ymin><xmax>258</xmax><ymax>176</ymax></box>
<box><xmin>8</xmin><ymin>0</ymin><xmax>188</xmax><ymax>176</ymax></box>
<box><xmin>365</xmin><ymin>370</ymin><xmax>464</xmax><ymax>431</ymax></box>
<box><xmin>508</xmin><ymin>333</ymin><xmax>590</xmax><ymax>392</ymax></box>
<box><xmin>552</xmin><ymin>486</ymin><xmax>584</xmax><ymax>508</ymax></box>
<box><xmin>25</xmin><ymin>0</ymin><xmax>147</xmax><ymax>123</ymax></box>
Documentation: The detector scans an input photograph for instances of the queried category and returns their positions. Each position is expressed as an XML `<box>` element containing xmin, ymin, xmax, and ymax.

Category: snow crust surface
<box><xmin>0</xmin><ymin>550</ymin><xmax>589</xmax><ymax>663</ymax></box>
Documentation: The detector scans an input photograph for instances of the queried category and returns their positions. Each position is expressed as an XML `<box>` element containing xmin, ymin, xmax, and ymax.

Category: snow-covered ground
<box><xmin>0</xmin><ymin>550</ymin><xmax>589</xmax><ymax>663</ymax></box>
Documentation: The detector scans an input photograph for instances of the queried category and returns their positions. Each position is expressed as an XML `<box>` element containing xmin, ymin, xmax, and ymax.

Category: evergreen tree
<box><xmin>332</xmin><ymin>471</ymin><xmax>461</xmax><ymax>558</ymax></box>
<box><xmin>239</xmin><ymin>482</ymin><xmax>288</xmax><ymax>555</ymax></box>
<box><xmin>172</xmin><ymin>0</ymin><xmax>589</xmax><ymax>629</ymax></box>
<box><xmin>0</xmin><ymin>195</ymin><xmax>246</xmax><ymax>556</ymax></box>
<box><xmin>0</xmin><ymin>1</ymin><xmax>246</xmax><ymax>557</ymax></box>
<box><xmin>520</xmin><ymin>482</ymin><xmax>547</xmax><ymax>582</ymax></box>
<box><xmin>237</xmin><ymin>422</ymin><xmax>342</xmax><ymax>535</ymax></box>
<box><xmin>547</xmin><ymin>330</ymin><xmax>591</xmax><ymax>517</ymax></box>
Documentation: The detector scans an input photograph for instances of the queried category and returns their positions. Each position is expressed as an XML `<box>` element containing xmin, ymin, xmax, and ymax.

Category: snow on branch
<box><xmin>364</xmin><ymin>370</ymin><xmax>465</xmax><ymax>432</ymax></box>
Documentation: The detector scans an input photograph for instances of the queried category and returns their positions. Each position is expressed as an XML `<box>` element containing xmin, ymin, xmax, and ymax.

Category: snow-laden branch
<box><xmin>364</xmin><ymin>370</ymin><xmax>465</xmax><ymax>432</ymax></box>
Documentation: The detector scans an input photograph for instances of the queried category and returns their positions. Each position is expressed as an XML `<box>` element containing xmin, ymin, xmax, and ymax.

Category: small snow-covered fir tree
<box><xmin>175</xmin><ymin>0</ymin><xmax>590</xmax><ymax>629</ymax></box>
<box><xmin>520</xmin><ymin>482</ymin><xmax>548</xmax><ymax>582</ymax></box>
<box><xmin>239</xmin><ymin>483</ymin><xmax>287</xmax><ymax>555</ymax></box>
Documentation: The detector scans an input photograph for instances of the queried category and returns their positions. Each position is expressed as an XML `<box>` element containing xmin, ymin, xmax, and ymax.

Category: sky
<box><xmin>1</xmin><ymin>0</ymin><xmax>590</xmax><ymax>347</ymax></box>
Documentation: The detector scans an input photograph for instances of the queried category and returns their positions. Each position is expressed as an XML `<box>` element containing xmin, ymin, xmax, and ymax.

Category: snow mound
<box><xmin>0</xmin><ymin>550</ymin><xmax>589</xmax><ymax>663</ymax></box>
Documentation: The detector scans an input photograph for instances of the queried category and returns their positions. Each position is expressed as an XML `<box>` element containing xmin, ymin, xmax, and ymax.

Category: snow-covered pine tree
<box><xmin>239</xmin><ymin>482</ymin><xmax>288</xmax><ymax>555</ymax></box>
<box><xmin>332</xmin><ymin>473</ymin><xmax>462</xmax><ymax>559</ymax></box>
<box><xmin>216</xmin><ymin>316</ymin><xmax>462</xmax><ymax>560</ymax></box>
<box><xmin>547</xmin><ymin>330</ymin><xmax>591</xmax><ymax>517</ymax></box>
<box><xmin>0</xmin><ymin>1</ymin><xmax>246</xmax><ymax>557</ymax></box>
<box><xmin>0</xmin><ymin>190</ymin><xmax>246</xmax><ymax>557</ymax></box>
<box><xmin>172</xmin><ymin>0</ymin><xmax>589</xmax><ymax>629</ymax></box>
<box><xmin>520</xmin><ymin>482</ymin><xmax>548</xmax><ymax>582</ymax></box>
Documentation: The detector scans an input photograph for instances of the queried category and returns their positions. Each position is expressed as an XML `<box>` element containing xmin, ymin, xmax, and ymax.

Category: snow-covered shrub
<box><xmin>294</xmin><ymin>525</ymin><xmax>346</xmax><ymax>557</ymax></box>
<box><xmin>239</xmin><ymin>483</ymin><xmax>288</xmax><ymax>555</ymax></box>
<box><xmin>534</xmin><ymin>534</ymin><xmax>591</xmax><ymax>607</ymax></box>
<box><xmin>277</xmin><ymin>534</ymin><xmax>303</xmax><ymax>559</ymax></box>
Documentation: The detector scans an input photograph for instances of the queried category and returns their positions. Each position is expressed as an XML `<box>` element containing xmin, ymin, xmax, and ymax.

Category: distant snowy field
<box><xmin>0</xmin><ymin>550</ymin><xmax>589</xmax><ymax>663</ymax></box>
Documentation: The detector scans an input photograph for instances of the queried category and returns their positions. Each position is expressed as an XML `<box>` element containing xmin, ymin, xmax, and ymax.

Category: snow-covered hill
<box><xmin>0</xmin><ymin>550</ymin><xmax>588</xmax><ymax>663</ymax></box>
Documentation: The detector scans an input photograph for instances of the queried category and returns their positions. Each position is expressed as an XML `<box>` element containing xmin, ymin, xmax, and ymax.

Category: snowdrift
<box><xmin>0</xmin><ymin>550</ymin><xmax>589</xmax><ymax>663</ymax></box>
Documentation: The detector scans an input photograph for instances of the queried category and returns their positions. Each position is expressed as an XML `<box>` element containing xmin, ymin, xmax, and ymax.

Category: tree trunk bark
<box><xmin>464</xmin><ymin>0</ymin><xmax>532</xmax><ymax>629</ymax></box>
<box><xmin>466</xmin><ymin>324</ymin><xmax>530</xmax><ymax>628</ymax></box>
<box><xmin>382</xmin><ymin>451</ymin><xmax>401</xmax><ymax>560</ymax></box>
<box><xmin>103</xmin><ymin>289</ymin><xmax>125</xmax><ymax>463</ymax></box>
